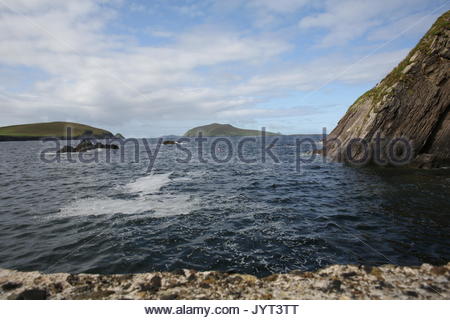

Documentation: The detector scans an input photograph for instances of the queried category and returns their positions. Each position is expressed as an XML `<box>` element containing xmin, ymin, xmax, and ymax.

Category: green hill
<box><xmin>184</xmin><ymin>123</ymin><xmax>280</xmax><ymax>137</ymax></box>
<box><xmin>0</xmin><ymin>121</ymin><xmax>114</xmax><ymax>141</ymax></box>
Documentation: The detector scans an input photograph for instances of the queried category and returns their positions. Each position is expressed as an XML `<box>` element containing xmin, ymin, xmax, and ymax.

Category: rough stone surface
<box><xmin>325</xmin><ymin>11</ymin><xmax>450</xmax><ymax>168</ymax></box>
<box><xmin>1</xmin><ymin>263</ymin><xmax>448</xmax><ymax>300</ymax></box>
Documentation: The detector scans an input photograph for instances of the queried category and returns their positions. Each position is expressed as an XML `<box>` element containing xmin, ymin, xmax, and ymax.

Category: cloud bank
<box><xmin>0</xmin><ymin>0</ymin><xmax>448</xmax><ymax>136</ymax></box>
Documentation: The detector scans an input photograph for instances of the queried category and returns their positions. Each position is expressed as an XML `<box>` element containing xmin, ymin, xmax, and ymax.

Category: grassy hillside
<box><xmin>184</xmin><ymin>123</ymin><xmax>280</xmax><ymax>137</ymax></box>
<box><xmin>0</xmin><ymin>122</ymin><xmax>114</xmax><ymax>139</ymax></box>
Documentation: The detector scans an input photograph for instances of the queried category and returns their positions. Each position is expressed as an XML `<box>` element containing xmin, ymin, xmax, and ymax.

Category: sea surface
<box><xmin>1</xmin><ymin>136</ymin><xmax>450</xmax><ymax>277</ymax></box>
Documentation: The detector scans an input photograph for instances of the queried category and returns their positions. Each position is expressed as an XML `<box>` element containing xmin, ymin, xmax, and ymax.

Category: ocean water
<box><xmin>0</xmin><ymin>136</ymin><xmax>449</xmax><ymax>277</ymax></box>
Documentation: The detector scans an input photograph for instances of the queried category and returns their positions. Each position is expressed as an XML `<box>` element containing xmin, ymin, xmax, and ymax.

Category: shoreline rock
<box><xmin>1</xmin><ymin>263</ymin><xmax>448</xmax><ymax>300</ymax></box>
<box><xmin>58</xmin><ymin>140</ymin><xmax>119</xmax><ymax>153</ymax></box>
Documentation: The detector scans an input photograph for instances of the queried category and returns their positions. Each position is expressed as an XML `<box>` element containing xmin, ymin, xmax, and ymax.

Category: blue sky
<box><xmin>0</xmin><ymin>0</ymin><xmax>449</xmax><ymax>137</ymax></box>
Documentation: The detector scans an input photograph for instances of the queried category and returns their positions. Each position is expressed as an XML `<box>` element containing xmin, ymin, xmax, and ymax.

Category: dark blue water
<box><xmin>0</xmin><ymin>137</ymin><xmax>449</xmax><ymax>276</ymax></box>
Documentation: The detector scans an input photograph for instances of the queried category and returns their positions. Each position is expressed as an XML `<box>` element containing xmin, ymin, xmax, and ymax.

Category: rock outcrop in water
<box><xmin>1</xmin><ymin>263</ymin><xmax>448</xmax><ymax>299</ymax></box>
<box><xmin>325</xmin><ymin>11</ymin><xmax>450</xmax><ymax>169</ymax></box>
<box><xmin>58</xmin><ymin>140</ymin><xmax>119</xmax><ymax>153</ymax></box>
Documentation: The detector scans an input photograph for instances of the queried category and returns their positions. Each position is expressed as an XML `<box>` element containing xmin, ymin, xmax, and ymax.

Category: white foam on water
<box><xmin>59</xmin><ymin>198</ymin><xmax>144</xmax><ymax>217</ymax></box>
<box><xmin>125</xmin><ymin>172</ymin><xmax>172</xmax><ymax>194</ymax></box>
<box><xmin>43</xmin><ymin>150</ymin><xmax>103</xmax><ymax>157</ymax></box>
<box><xmin>172</xmin><ymin>170</ymin><xmax>205</xmax><ymax>182</ymax></box>
<box><xmin>57</xmin><ymin>172</ymin><xmax>194</xmax><ymax>218</ymax></box>
<box><xmin>58</xmin><ymin>194</ymin><xmax>193</xmax><ymax>218</ymax></box>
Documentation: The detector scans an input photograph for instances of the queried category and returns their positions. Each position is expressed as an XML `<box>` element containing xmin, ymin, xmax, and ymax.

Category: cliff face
<box><xmin>326</xmin><ymin>11</ymin><xmax>450</xmax><ymax>168</ymax></box>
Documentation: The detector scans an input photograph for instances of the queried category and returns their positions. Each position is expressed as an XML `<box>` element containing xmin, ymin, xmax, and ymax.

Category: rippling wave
<box><xmin>0</xmin><ymin>137</ymin><xmax>449</xmax><ymax>276</ymax></box>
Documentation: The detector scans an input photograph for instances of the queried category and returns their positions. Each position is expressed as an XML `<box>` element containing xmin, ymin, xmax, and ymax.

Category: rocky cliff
<box><xmin>325</xmin><ymin>11</ymin><xmax>450</xmax><ymax>168</ymax></box>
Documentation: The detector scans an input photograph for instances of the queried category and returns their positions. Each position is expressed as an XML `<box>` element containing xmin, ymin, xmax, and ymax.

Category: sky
<box><xmin>0</xmin><ymin>0</ymin><xmax>449</xmax><ymax>137</ymax></box>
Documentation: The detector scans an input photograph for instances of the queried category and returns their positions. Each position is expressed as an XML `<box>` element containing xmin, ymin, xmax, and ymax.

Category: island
<box><xmin>0</xmin><ymin>121</ymin><xmax>119</xmax><ymax>141</ymax></box>
<box><xmin>184</xmin><ymin>123</ymin><xmax>280</xmax><ymax>137</ymax></box>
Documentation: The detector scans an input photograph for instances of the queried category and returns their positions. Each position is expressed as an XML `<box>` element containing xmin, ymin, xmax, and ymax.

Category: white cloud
<box><xmin>129</xmin><ymin>3</ymin><xmax>147</xmax><ymax>13</ymax></box>
<box><xmin>298</xmin><ymin>0</ymin><xmax>438</xmax><ymax>47</ymax></box>
<box><xmin>247</xmin><ymin>0</ymin><xmax>310</xmax><ymax>13</ymax></box>
<box><xmin>367</xmin><ymin>13</ymin><xmax>439</xmax><ymax>41</ymax></box>
<box><xmin>0</xmin><ymin>0</ymin><xmax>293</xmax><ymax>132</ymax></box>
<box><xmin>0</xmin><ymin>0</ymin><xmax>445</xmax><ymax>136</ymax></box>
<box><xmin>146</xmin><ymin>29</ymin><xmax>174</xmax><ymax>38</ymax></box>
<box><xmin>234</xmin><ymin>49</ymin><xmax>410</xmax><ymax>97</ymax></box>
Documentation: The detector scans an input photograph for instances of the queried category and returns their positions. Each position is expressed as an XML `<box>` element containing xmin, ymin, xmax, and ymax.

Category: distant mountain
<box><xmin>0</xmin><ymin>121</ymin><xmax>115</xmax><ymax>141</ymax></box>
<box><xmin>184</xmin><ymin>123</ymin><xmax>280</xmax><ymax>137</ymax></box>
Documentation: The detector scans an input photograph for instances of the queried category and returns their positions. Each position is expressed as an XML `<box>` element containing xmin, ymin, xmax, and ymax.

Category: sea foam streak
<box><xmin>125</xmin><ymin>172</ymin><xmax>171</xmax><ymax>194</ymax></box>
<box><xmin>58</xmin><ymin>172</ymin><xmax>194</xmax><ymax>218</ymax></box>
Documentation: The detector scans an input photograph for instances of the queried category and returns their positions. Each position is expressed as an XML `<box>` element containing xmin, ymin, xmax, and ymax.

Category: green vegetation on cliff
<box><xmin>327</xmin><ymin>10</ymin><xmax>450</xmax><ymax>168</ymax></box>
<box><xmin>184</xmin><ymin>123</ymin><xmax>280</xmax><ymax>137</ymax></box>
<box><xmin>0</xmin><ymin>121</ymin><xmax>114</xmax><ymax>140</ymax></box>
<box><xmin>349</xmin><ymin>10</ymin><xmax>450</xmax><ymax>112</ymax></box>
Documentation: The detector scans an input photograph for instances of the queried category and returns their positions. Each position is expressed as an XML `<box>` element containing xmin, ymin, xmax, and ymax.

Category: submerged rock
<box><xmin>325</xmin><ymin>11</ymin><xmax>450</xmax><ymax>168</ymax></box>
<box><xmin>0</xmin><ymin>263</ymin><xmax>448</xmax><ymax>299</ymax></box>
